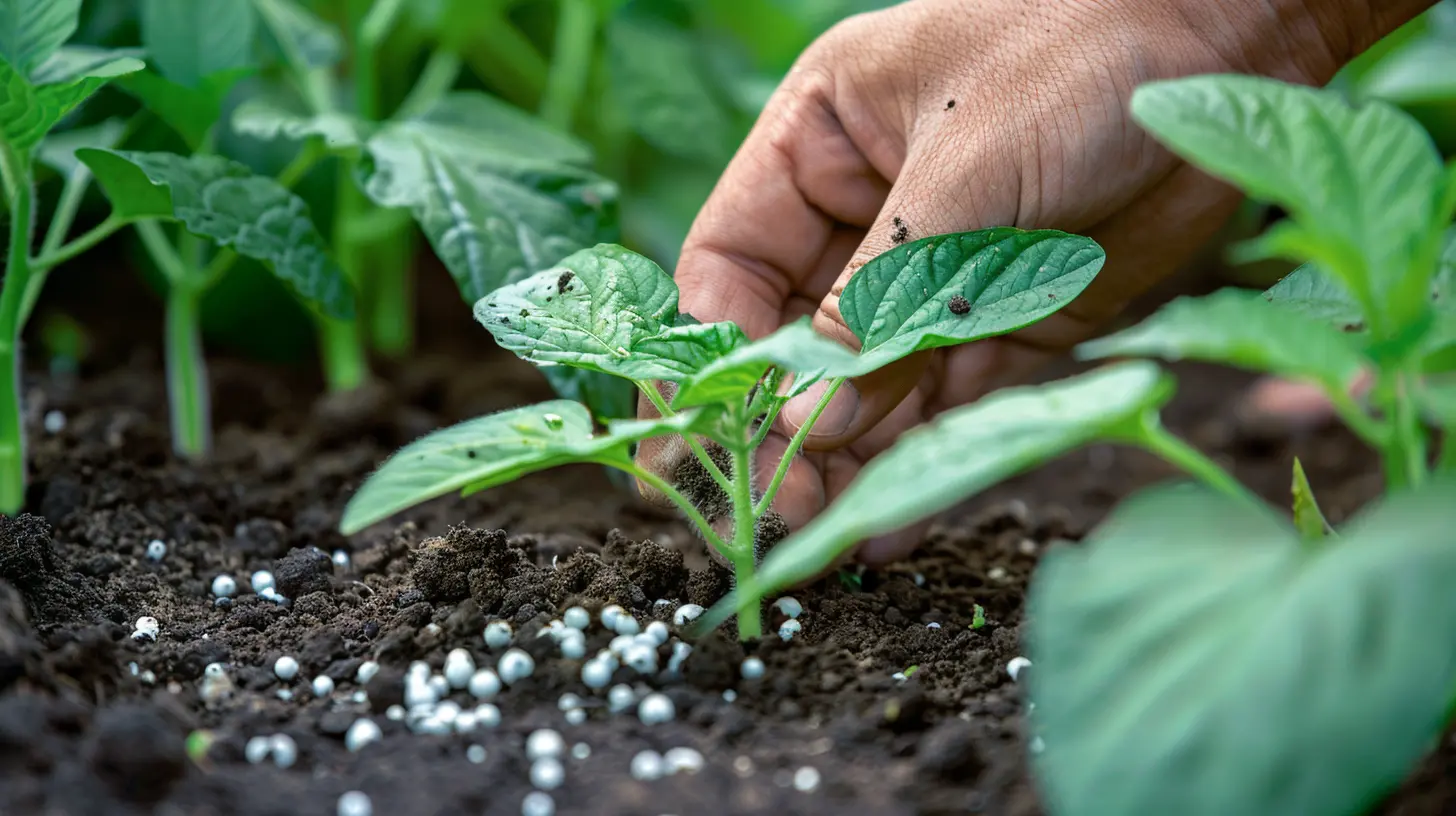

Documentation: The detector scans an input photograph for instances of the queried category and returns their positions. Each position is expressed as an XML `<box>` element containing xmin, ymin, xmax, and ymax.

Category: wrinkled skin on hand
<box><xmin>635</xmin><ymin>0</ymin><xmax>1433</xmax><ymax>566</ymax></box>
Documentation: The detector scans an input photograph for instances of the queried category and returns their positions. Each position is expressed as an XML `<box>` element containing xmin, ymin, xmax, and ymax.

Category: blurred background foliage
<box><xmin>32</xmin><ymin>0</ymin><xmax>1456</xmax><ymax>369</ymax></box>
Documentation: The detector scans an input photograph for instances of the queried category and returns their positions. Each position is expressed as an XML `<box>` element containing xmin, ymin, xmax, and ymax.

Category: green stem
<box><xmin>164</xmin><ymin>282</ymin><xmax>210</xmax><ymax>459</ymax></box>
<box><xmin>755</xmin><ymin>378</ymin><xmax>842</xmax><ymax>516</ymax></box>
<box><xmin>29</xmin><ymin>214</ymin><xmax>124</xmax><ymax>274</ymax></box>
<box><xmin>396</xmin><ymin>48</ymin><xmax>462</xmax><ymax>119</ymax></box>
<box><xmin>367</xmin><ymin>226</ymin><xmax>414</xmax><ymax>357</ymax></box>
<box><xmin>462</xmin><ymin>12</ymin><xmax>549</xmax><ymax>107</ymax></box>
<box><xmin>728</xmin><ymin>443</ymin><xmax>761</xmax><ymax>639</ymax></box>
<box><xmin>539</xmin><ymin>0</ymin><xmax>597</xmax><ymax>131</ymax></box>
<box><xmin>1133</xmin><ymin>415</ymin><xmax>1264</xmax><ymax>508</ymax></box>
<box><xmin>316</xmin><ymin>313</ymin><xmax>369</xmax><ymax>391</ymax></box>
<box><xmin>0</xmin><ymin>157</ymin><xmax>34</xmax><ymax>514</ymax></box>
<box><xmin>622</xmin><ymin>461</ymin><xmax>727</xmax><ymax>554</ymax></box>
<box><xmin>276</xmin><ymin>140</ymin><xmax>324</xmax><ymax>190</ymax></box>
<box><xmin>327</xmin><ymin>161</ymin><xmax>373</xmax><ymax>385</ymax></box>
<box><xmin>1390</xmin><ymin>367</ymin><xmax>1428</xmax><ymax>489</ymax></box>
<box><xmin>637</xmin><ymin>379</ymin><xmax>732</xmax><ymax>494</ymax></box>
<box><xmin>748</xmin><ymin>398</ymin><xmax>783</xmax><ymax>450</ymax></box>
<box><xmin>135</xmin><ymin>221</ymin><xmax>189</xmax><ymax>282</ymax></box>
<box><xmin>356</xmin><ymin>0</ymin><xmax>409</xmax><ymax>121</ymax></box>
<box><xmin>21</xmin><ymin>170</ymin><xmax>93</xmax><ymax>322</ymax></box>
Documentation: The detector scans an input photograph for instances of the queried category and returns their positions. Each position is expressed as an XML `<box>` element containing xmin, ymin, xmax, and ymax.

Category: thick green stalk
<box><xmin>366</xmin><ymin>226</ymin><xmax>414</xmax><ymax>357</ymax></box>
<box><xmin>0</xmin><ymin>158</ymin><xmax>34</xmax><ymax>514</ymax></box>
<box><xmin>1133</xmin><ymin>416</ymin><xmax>1265</xmax><ymax>508</ymax></box>
<box><xmin>396</xmin><ymin>49</ymin><xmax>462</xmax><ymax>119</ymax></box>
<box><xmin>317</xmin><ymin>314</ymin><xmax>369</xmax><ymax>391</ymax></box>
<box><xmin>636</xmin><ymin>380</ymin><xmax>733</xmax><ymax>494</ymax></box>
<box><xmin>164</xmin><ymin>282</ymin><xmax>210</xmax><ymax>459</ymax></box>
<box><xmin>462</xmin><ymin>12</ymin><xmax>549</xmax><ymax>107</ymax></box>
<box><xmin>20</xmin><ymin>169</ymin><xmax>91</xmax><ymax>322</ymax></box>
<box><xmin>540</xmin><ymin>0</ymin><xmax>597</xmax><ymax>130</ymax></box>
<box><xmin>327</xmin><ymin>170</ymin><xmax>373</xmax><ymax>388</ymax></box>
<box><xmin>729</xmin><ymin>443</ymin><xmax>762</xmax><ymax>639</ymax></box>
<box><xmin>355</xmin><ymin>0</ymin><xmax>409</xmax><ymax>121</ymax></box>
<box><xmin>623</xmin><ymin>461</ymin><xmax>727</xmax><ymax>554</ymax></box>
<box><xmin>1391</xmin><ymin>368</ymin><xmax>1428</xmax><ymax>489</ymax></box>
<box><xmin>756</xmin><ymin>378</ymin><xmax>843</xmax><ymax>516</ymax></box>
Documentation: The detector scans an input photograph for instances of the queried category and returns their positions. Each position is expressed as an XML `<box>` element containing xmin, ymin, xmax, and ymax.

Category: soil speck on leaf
<box><xmin>948</xmin><ymin>295</ymin><xmax>971</xmax><ymax>315</ymax></box>
<box><xmin>556</xmin><ymin>271</ymin><xmax>574</xmax><ymax>295</ymax></box>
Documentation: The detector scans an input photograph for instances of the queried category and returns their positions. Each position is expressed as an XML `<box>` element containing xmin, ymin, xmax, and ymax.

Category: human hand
<box><xmin>635</xmin><ymin>0</ymin><xmax>1432</xmax><ymax>565</ymax></box>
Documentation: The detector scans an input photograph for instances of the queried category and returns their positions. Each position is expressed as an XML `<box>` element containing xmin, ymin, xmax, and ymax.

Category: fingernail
<box><xmin>783</xmin><ymin>380</ymin><xmax>859</xmax><ymax>438</ymax></box>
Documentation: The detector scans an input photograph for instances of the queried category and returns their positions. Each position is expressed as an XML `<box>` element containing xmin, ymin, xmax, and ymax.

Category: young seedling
<box><xmin>696</xmin><ymin>74</ymin><xmax>1456</xmax><ymax>816</ymax></box>
<box><xmin>339</xmin><ymin>231</ymin><xmax>1105</xmax><ymax>637</ymax></box>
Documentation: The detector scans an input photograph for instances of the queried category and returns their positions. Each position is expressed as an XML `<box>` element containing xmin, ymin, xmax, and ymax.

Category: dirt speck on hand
<box><xmin>945</xmin><ymin>99</ymin><xmax>956</xmax><ymax>110</ymax></box>
<box><xmin>891</xmin><ymin>217</ymin><xmax>910</xmax><ymax>245</ymax></box>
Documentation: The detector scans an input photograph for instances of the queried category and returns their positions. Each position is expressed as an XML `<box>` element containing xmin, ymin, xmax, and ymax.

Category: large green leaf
<box><xmin>1078</xmin><ymin>289</ymin><xmax>1369</xmax><ymax>394</ymax></box>
<box><xmin>839</xmin><ymin>228</ymin><xmax>1104</xmax><ymax>370</ymax></box>
<box><xmin>339</xmin><ymin>400</ymin><xmax>701</xmax><ymax>534</ymax></box>
<box><xmin>474</xmin><ymin>244</ymin><xmax>747</xmax><ymax>381</ymax></box>
<box><xmin>77</xmin><ymin>148</ymin><xmax>353</xmax><ymax>318</ymax></box>
<box><xmin>358</xmin><ymin>91</ymin><xmax>618</xmax><ymax>303</ymax></box>
<box><xmin>0</xmin><ymin>0</ymin><xmax>80</xmax><ymax>79</ymax></box>
<box><xmin>1131</xmin><ymin>75</ymin><xmax>1443</xmax><ymax>329</ymax></box>
<box><xmin>670</xmin><ymin>318</ymin><xmax>867</xmax><ymax>409</ymax></box>
<box><xmin>231</xmin><ymin>96</ymin><xmax>366</xmax><ymax>150</ymax></box>
<box><xmin>251</xmin><ymin>0</ymin><xmax>341</xmax><ymax>70</ymax></box>
<box><xmin>1028</xmin><ymin>482</ymin><xmax>1456</xmax><ymax>816</ymax></box>
<box><xmin>121</xmin><ymin>68</ymin><xmax>251</xmax><ymax>151</ymax></box>
<box><xmin>140</xmin><ymin>0</ymin><xmax>255</xmax><ymax>89</ymax></box>
<box><xmin>700</xmin><ymin>361</ymin><xmax>1173</xmax><ymax>629</ymax></box>
<box><xmin>0</xmin><ymin>50</ymin><xmax>142</xmax><ymax>153</ymax></box>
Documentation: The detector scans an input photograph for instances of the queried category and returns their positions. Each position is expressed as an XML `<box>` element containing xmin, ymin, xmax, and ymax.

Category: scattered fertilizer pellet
<box><xmin>498</xmin><ymin>649</ymin><xmax>535</xmax><ymax>684</ymax></box>
<box><xmin>774</xmin><ymin>597</ymin><xmax>803</xmax><ymax>619</ymax></box>
<box><xmin>1006</xmin><ymin>656</ymin><xmax>1032</xmax><ymax>682</ymax></box>
<box><xmin>672</xmin><ymin>604</ymin><xmax>704</xmax><ymax>626</ymax></box>
<box><xmin>741</xmin><ymin>657</ymin><xmax>765</xmax><ymax>679</ymax></box>
<box><xmin>571</xmin><ymin>743</ymin><xmax>590</xmax><ymax>760</ymax></box>
<box><xmin>332</xmin><ymin>549</ymin><xmax>351</xmax><ymax>568</ymax></box>
<box><xmin>793</xmin><ymin>767</ymin><xmax>821</xmax><ymax>792</ymax></box>
<box><xmin>614</xmin><ymin>615</ymin><xmax>641</xmax><ymax>636</ymax></box>
<box><xmin>926</xmin><ymin>622</ymin><xmax>941</xmax><ymax>630</ymax></box>
<box><xmin>607</xmin><ymin>684</ymin><xmax>636</xmax><ymax>713</ymax></box>
<box><xmin>428</xmin><ymin>674</ymin><xmax>450</xmax><ymax>697</ymax></box>
<box><xmin>269</xmin><ymin>734</ymin><xmax>298</xmax><ymax>769</ymax></box>
<box><xmin>345</xmin><ymin>718</ymin><xmax>382</xmax><ymax>752</ymax></box>
<box><xmin>581</xmin><ymin>657</ymin><xmax>613</xmax><ymax>689</ymax></box>
<box><xmin>637</xmin><ymin>693</ymin><xmax>675</xmax><ymax>725</ymax></box>
<box><xmin>244</xmin><ymin>735</ymin><xmax>271</xmax><ymax>764</ymax></box>
<box><xmin>312</xmin><ymin>675</ymin><xmax>335</xmax><ymax>697</ymax></box>
<box><xmin>469</xmin><ymin>669</ymin><xmax>502</xmax><ymax>699</ymax></box>
<box><xmin>251</xmin><ymin>570</ymin><xmax>275</xmax><ymax>594</ymax></box>
<box><xmin>722</xmin><ymin>689</ymin><xmax>737</xmax><ymax>703</ymax></box>
<box><xmin>454</xmin><ymin>711</ymin><xmax>479</xmax><ymax>733</ymax></box>
<box><xmin>526</xmin><ymin>729</ymin><xmax>565</xmax><ymax>760</ymax></box>
<box><xmin>474</xmin><ymin>704</ymin><xmax>501</xmax><ymax>728</ymax></box>
<box><xmin>356</xmin><ymin>661</ymin><xmax>380</xmax><ymax>684</ymax></box>
<box><xmin>663</xmin><ymin>747</ymin><xmax>704</xmax><ymax>775</ymax></box>
<box><xmin>557</xmin><ymin>693</ymin><xmax>583</xmax><ymax>711</ymax></box>
<box><xmin>653</xmin><ymin>598</ymin><xmax>673</xmax><ymax>616</ymax></box>
<box><xmin>913</xmin><ymin>573</ymin><xmax>926</xmax><ymax>587</ymax></box>
<box><xmin>467</xmin><ymin>744</ymin><xmax>488</xmax><ymax>764</ymax></box>
<box><xmin>600</xmin><ymin>605</ymin><xmax>625</xmax><ymax>630</ymax></box>
<box><xmin>608</xmin><ymin>634</ymin><xmax>634</xmax><ymax>655</ymax></box>
<box><xmin>276</xmin><ymin>689</ymin><xmax>294</xmax><ymax>701</ymax></box>
<box><xmin>132</xmin><ymin>616</ymin><xmax>160</xmax><ymax>641</ymax></box>
<box><xmin>521</xmin><ymin>791</ymin><xmax>555</xmax><ymax>816</ymax></box>
<box><xmin>564</xmin><ymin>708</ymin><xmax>586</xmax><ymax>725</ymax></box>
<box><xmin>530</xmin><ymin>756</ymin><xmax>565</xmax><ymax>790</ymax></box>
<box><xmin>140</xmin><ymin>670</ymin><xmax>156</xmax><ymax>685</ymax></box>
<box><xmin>274</xmin><ymin>656</ymin><xmax>299</xmax><ymax>681</ymax></box>
<box><xmin>630</xmin><ymin>750</ymin><xmax>665</xmax><ymax>781</ymax></box>
<box><xmin>444</xmin><ymin>649</ymin><xmax>476</xmax><ymax>689</ymax></box>
<box><xmin>988</xmin><ymin>566</ymin><xmax>1008</xmax><ymax>582</ymax></box>
<box><xmin>337</xmin><ymin>791</ymin><xmax>372</xmax><ymax>816</ymax></box>
<box><xmin>644</xmin><ymin>621</ymin><xmax>669</xmax><ymax>645</ymax></box>
<box><xmin>777</xmin><ymin>620</ymin><xmax>801</xmax><ymax>641</ymax></box>
<box><xmin>145</xmin><ymin>540</ymin><xmax>167</xmax><ymax>561</ymax></box>
<box><xmin>385</xmin><ymin>705</ymin><xmax>405</xmax><ymax>721</ymax></box>
<box><xmin>351</xmin><ymin>690</ymin><xmax>368</xmax><ymax>704</ymax></box>
<box><xmin>732</xmin><ymin>756</ymin><xmax>754</xmax><ymax>777</ymax></box>
<box><xmin>623</xmin><ymin>643</ymin><xmax>657</xmax><ymax>675</ymax></box>
<box><xmin>559</xmin><ymin>630</ymin><xmax>586</xmax><ymax>659</ymax></box>
<box><xmin>484</xmin><ymin>621</ymin><xmax>514</xmax><ymax>649</ymax></box>
<box><xmin>563</xmin><ymin>606</ymin><xmax>591</xmax><ymax>630</ymax></box>
<box><xmin>211</xmin><ymin>575</ymin><xmax>237</xmax><ymax>598</ymax></box>
<box><xmin>43</xmin><ymin>410</ymin><xmax>65</xmax><ymax>434</ymax></box>
<box><xmin>434</xmin><ymin>701</ymin><xmax>462</xmax><ymax>724</ymax></box>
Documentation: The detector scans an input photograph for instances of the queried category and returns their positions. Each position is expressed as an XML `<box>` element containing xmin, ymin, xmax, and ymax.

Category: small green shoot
<box><xmin>340</xmin><ymin>230</ymin><xmax>1104</xmax><ymax>638</ymax></box>
<box><xmin>970</xmin><ymin>604</ymin><xmax>986</xmax><ymax>630</ymax></box>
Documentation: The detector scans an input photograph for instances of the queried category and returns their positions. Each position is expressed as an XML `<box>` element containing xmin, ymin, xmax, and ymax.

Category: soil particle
<box><xmin>892</xmin><ymin>217</ymin><xmax>910</xmax><ymax>244</ymax></box>
<box><xmin>85</xmin><ymin>703</ymin><xmax>188</xmax><ymax>803</ymax></box>
<box><xmin>945</xmin><ymin>99</ymin><xmax>956</xmax><ymax>110</ymax></box>
<box><xmin>557</xmin><ymin>271</ymin><xmax>575</xmax><ymax>294</ymax></box>
<box><xmin>274</xmin><ymin>546</ymin><xmax>334</xmax><ymax>599</ymax></box>
<box><xmin>0</xmin><ymin>514</ymin><xmax>104</xmax><ymax>627</ymax></box>
<box><xmin>948</xmin><ymin>295</ymin><xmax>971</xmax><ymax>315</ymax></box>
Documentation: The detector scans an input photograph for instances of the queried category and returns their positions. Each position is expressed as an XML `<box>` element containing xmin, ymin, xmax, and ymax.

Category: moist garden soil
<box><xmin>1</xmin><ymin>270</ymin><xmax>1451</xmax><ymax>816</ymax></box>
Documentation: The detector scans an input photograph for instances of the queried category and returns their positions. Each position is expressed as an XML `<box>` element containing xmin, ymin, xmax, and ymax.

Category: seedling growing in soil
<box><xmin>340</xmin><ymin>232</ymin><xmax>1105</xmax><ymax>637</ymax></box>
<box><xmin>698</xmin><ymin>74</ymin><xmax>1456</xmax><ymax>816</ymax></box>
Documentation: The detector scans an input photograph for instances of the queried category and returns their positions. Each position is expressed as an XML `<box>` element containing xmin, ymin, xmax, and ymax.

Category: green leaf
<box><xmin>540</xmin><ymin>367</ymin><xmax>639</xmax><ymax>424</ymax></box>
<box><xmin>140</xmin><ymin>0</ymin><xmax>255</xmax><ymax>88</ymax></box>
<box><xmin>839</xmin><ymin>228</ymin><xmax>1104</xmax><ymax>370</ymax></box>
<box><xmin>358</xmin><ymin>91</ymin><xmax>618</xmax><ymax>303</ymax></box>
<box><xmin>77</xmin><ymin>148</ymin><xmax>354</xmax><ymax>318</ymax></box>
<box><xmin>0</xmin><ymin>51</ymin><xmax>142</xmax><ymax>153</ymax></box>
<box><xmin>0</xmin><ymin>0</ymin><xmax>80</xmax><ymax>79</ymax></box>
<box><xmin>1130</xmin><ymin>75</ymin><xmax>1443</xmax><ymax>329</ymax></box>
<box><xmin>474</xmin><ymin>244</ymin><xmax>747</xmax><ymax>381</ymax></box>
<box><xmin>120</xmin><ymin>68</ymin><xmax>251</xmax><ymax>151</ymax></box>
<box><xmin>700</xmin><ymin>361</ymin><xmax>1173</xmax><ymax>629</ymax></box>
<box><xmin>605</xmin><ymin>12</ymin><xmax>735</xmax><ymax>163</ymax></box>
<box><xmin>37</xmin><ymin>117</ymin><xmax>125</xmax><ymax>176</ymax></box>
<box><xmin>1262</xmin><ymin>263</ymin><xmax>1364</xmax><ymax>328</ymax></box>
<box><xmin>1290</xmin><ymin>457</ymin><xmax>1330</xmax><ymax>540</ymax></box>
<box><xmin>339</xmin><ymin>400</ymin><xmax>700</xmax><ymax>534</ymax></box>
<box><xmin>1078</xmin><ymin>289</ymin><xmax>1368</xmax><ymax>394</ymax></box>
<box><xmin>231</xmin><ymin>96</ymin><xmax>366</xmax><ymax>150</ymax></box>
<box><xmin>670</xmin><ymin>318</ymin><xmax>866</xmax><ymax>409</ymax></box>
<box><xmin>1027</xmin><ymin>482</ymin><xmax>1456</xmax><ymax>816</ymax></box>
<box><xmin>1355</xmin><ymin>37</ymin><xmax>1456</xmax><ymax>106</ymax></box>
<box><xmin>31</xmin><ymin>45</ymin><xmax>146</xmax><ymax>84</ymax></box>
<box><xmin>251</xmin><ymin>0</ymin><xmax>342</xmax><ymax>70</ymax></box>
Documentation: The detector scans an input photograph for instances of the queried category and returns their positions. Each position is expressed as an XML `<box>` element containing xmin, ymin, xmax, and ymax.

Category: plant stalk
<box><xmin>0</xmin><ymin>160</ymin><xmax>35</xmax><ymax>514</ymax></box>
<box><xmin>164</xmin><ymin>282</ymin><xmax>211</xmax><ymax>459</ymax></box>
<box><xmin>729</xmin><ymin>443</ymin><xmax>762</xmax><ymax>639</ymax></box>
<box><xmin>623</xmin><ymin>461</ymin><xmax>727</xmax><ymax>554</ymax></box>
<box><xmin>637</xmin><ymin>380</ymin><xmax>733</xmax><ymax>494</ymax></box>
<box><xmin>396</xmin><ymin>49</ymin><xmax>462</xmax><ymax>119</ymax></box>
<box><xmin>316</xmin><ymin>313</ymin><xmax>369</xmax><ymax>391</ymax></box>
<box><xmin>462</xmin><ymin>12</ymin><xmax>549</xmax><ymax>107</ymax></box>
<box><xmin>1133</xmin><ymin>416</ymin><xmax>1265</xmax><ymax>508</ymax></box>
<box><xmin>540</xmin><ymin>0</ymin><xmax>597</xmax><ymax>131</ymax></box>
<box><xmin>1390</xmin><ymin>368</ymin><xmax>1428</xmax><ymax>489</ymax></box>
<box><xmin>756</xmin><ymin>378</ymin><xmax>843</xmax><ymax>516</ymax></box>
<box><xmin>327</xmin><ymin>169</ymin><xmax>373</xmax><ymax>386</ymax></box>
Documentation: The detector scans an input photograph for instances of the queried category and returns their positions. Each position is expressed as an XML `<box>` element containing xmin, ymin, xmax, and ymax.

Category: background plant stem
<box><xmin>540</xmin><ymin>0</ymin><xmax>597</xmax><ymax>131</ymax></box>
<box><xmin>1134</xmin><ymin>416</ymin><xmax>1265</xmax><ymax>508</ymax></box>
<box><xmin>164</xmin><ymin>282</ymin><xmax>210</xmax><ymax>459</ymax></box>
<box><xmin>756</xmin><ymin>378</ymin><xmax>842</xmax><ymax>516</ymax></box>
<box><xmin>0</xmin><ymin>159</ymin><xmax>34</xmax><ymax>513</ymax></box>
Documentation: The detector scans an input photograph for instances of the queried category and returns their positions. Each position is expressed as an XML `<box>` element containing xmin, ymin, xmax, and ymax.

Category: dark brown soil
<box><xmin>0</xmin><ymin>270</ymin><xmax>1448</xmax><ymax>816</ymax></box>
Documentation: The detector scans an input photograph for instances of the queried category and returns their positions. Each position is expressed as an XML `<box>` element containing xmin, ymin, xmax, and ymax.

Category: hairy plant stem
<box><xmin>729</xmin><ymin>442</ymin><xmax>762</xmax><ymax>640</ymax></box>
<box><xmin>756</xmin><ymin>378</ymin><xmax>843</xmax><ymax>516</ymax></box>
<box><xmin>136</xmin><ymin>221</ymin><xmax>212</xmax><ymax>459</ymax></box>
<box><xmin>637</xmin><ymin>381</ymin><xmax>732</xmax><ymax>494</ymax></box>
<box><xmin>0</xmin><ymin>157</ymin><xmax>34</xmax><ymax>513</ymax></box>
<box><xmin>396</xmin><ymin>49</ymin><xmax>462</xmax><ymax>119</ymax></box>
<box><xmin>622</xmin><ymin>462</ymin><xmax>726</xmax><ymax>554</ymax></box>
<box><xmin>1131</xmin><ymin>414</ymin><xmax>1265</xmax><ymax>508</ymax></box>
<box><xmin>540</xmin><ymin>0</ymin><xmax>596</xmax><ymax>130</ymax></box>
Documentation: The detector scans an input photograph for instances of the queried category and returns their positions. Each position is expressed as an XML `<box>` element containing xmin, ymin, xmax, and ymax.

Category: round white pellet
<box><xmin>444</xmin><ymin>649</ymin><xmax>475</xmax><ymax>689</ymax></box>
<box><xmin>722</xmin><ymin>689</ymin><xmax>737</xmax><ymax>703</ymax></box>
<box><xmin>571</xmin><ymin>742</ymin><xmax>590</xmax><ymax>760</ymax></box>
<box><xmin>607</xmin><ymin>684</ymin><xmax>636</xmax><ymax>713</ymax></box>
<box><xmin>564</xmin><ymin>708</ymin><xmax>586</xmax><ymax>725</ymax></box>
<box><xmin>467</xmin><ymin>744</ymin><xmax>487</xmax><ymax>764</ymax></box>
<box><xmin>337</xmin><ymin>791</ymin><xmax>372</xmax><ymax>816</ymax></box>
<box><xmin>274</xmin><ymin>656</ymin><xmax>299</xmax><ymax>681</ymax></box>
<box><xmin>581</xmin><ymin>657</ymin><xmax>613</xmax><ymax>689</ymax></box>
<box><xmin>557</xmin><ymin>693</ymin><xmax>583</xmax><ymax>712</ymax></box>
<box><xmin>312</xmin><ymin>675</ymin><xmax>335</xmax><ymax>697</ymax></box>
<box><xmin>774</xmin><ymin>597</ymin><xmax>803</xmax><ymax>619</ymax></box>
<box><xmin>244</xmin><ymin>735</ymin><xmax>271</xmax><ymax>764</ymax></box>
<box><xmin>793</xmin><ymin>766</ymin><xmax>821</xmax><ymax>792</ymax></box>
<box><xmin>563</xmin><ymin>607</ymin><xmax>590</xmax><ymax>630</ymax></box>
<box><xmin>498</xmin><ymin>649</ymin><xmax>535</xmax><ymax>684</ymax></box>
<box><xmin>600</xmin><ymin>605</ymin><xmax>625</xmax><ymax>630</ymax></box>
<box><xmin>526</xmin><ymin>729</ymin><xmax>565</xmax><ymax>760</ymax></box>
<box><xmin>352</xmin><ymin>690</ymin><xmax>368</xmax><ymax>704</ymax></box>
<box><xmin>613</xmin><ymin>615</ymin><xmax>640</xmax><ymax>636</ymax></box>
<box><xmin>666</xmin><ymin>641</ymin><xmax>693</xmax><ymax>676</ymax></box>
<box><xmin>741</xmin><ymin>657</ymin><xmax>765</xmax><ymax>679</ymax></box>
<box><xmin>484</xmin><ymin>621</ymin><xmax>513</xmax><ymax>649</ymax></box>
<box><xmin>559</xmin><ymin>630</ymin><xmax>586</xmax><ymax>660</ymax></box>
<box><xmin>630</xmin><ymin>750</ymin><xmax>665</xmax><ymax>781</ymax></box>
<box><xmin>355</xmin><ymin>661</ymin><xmax>380</xmax><ymax>684</ymax></box>
<box><xmin>205</xmin><ymin>662</ymin><xmax>226</xmax><ymax>679</ymax></box>
<box><xmin>1007</xmin><ymin>656</ymin><xmax>1032</xmax><ymax>682</ymax></box>
<box><xmin>407</xmin><ymin>661</ymin><xmax>431</xmax><ymax>679</ymax></box>
<box><xmin>664</xmin><ymin>747</ymin><xmax>704</xmax><ymax>775</ymax></box>
<box><xmin>385</xmin><ymin>705</ymin><xmax>405</xmax><ymax>721</ymax></box>
<box><xmin>454</xmin><ymin>711</ymin><xmax>478</xmax><ymax>733</ymax></box>
<box><xmin>521</xmin><ymin>791</ymin><xmax>555</xmax><ymax>816</ymax></box>
<box><xmin>927</xmin><ymin>622</ymin><xmax>942</xmax><ymax>630</ymax></box>
<box><xmin>250</xmin><ymin>570</ymin><xmax>275</xmax><ymax>594</ymax></box>
<box><xmin>623</xmin><ymin>644</ymin><xmax>656</xmax><ymax>675</ymax></box>
<box><xmin>269</xmin><ymin>734</ymin><xmax>297</xmax><ymax>769</ymax></box>
<box><xmin>344</xmin><ymin>718</ymin><xmax>382</xmax><ymax>752</ymax></box>
<box><xmin>778</xmin><ymin>620</ymin><xmax>801</xmax><ymax>641</ymax></box>
<box><xmin>428</xmin><ymin>674</ymin><xmax>450</xmax><ymax>697</ymax></box>
<box><xmin>644</xmin><ymin>621</ymin><xmax>669</xmax><ymax>646</ymax></box>
<box><xmin>404</xmin><ymin>674</ymin><xmax>438</xmax><ymax>708</ymax></box>
<box><xmin>276</xmin><ymin>689</ymin><xmax>294</xmax><ymax>701</ymax></box>
<box><xmin>332</xmin><ymin>549</ymin><xmax>351</xmax><ymax>568</ymax></box>
<box><xmin>145</xmin><ymin>540</ymin><xmax>167</xmax><ymax>561</ymax></box>
<box><xmin>43</xmin><ymin>410</ymin><xmax>65</xmax><ymax>434</ymax></box>
<box><xmin>637</xmin><ymin>693</ymin><xmax>675</xmax><ymax>725</ymax></box>
<box><xmin>474</xmin><ymin>704</ymin><xmax>501</xmax><ymax>728</ymax></box>
<box><xmin>672</xmin><ymin>604</ymin><xmax>705</xmax><ymax>626</ymax></box>
<box><xmin>530</xmin><ymin>756</ymin><xmax>565</xmax><ymax>790</ymax></box>
<box><xmin>608</xmin><ymin>634</ymin><xmax>634</xmax><ymax>655</ymax></box>
<box><xmin>133</xmin><ymin>616</ymin><xmax>160</xmax><ymax>639</ymax></box>
<box><xmin>211</xmin><ymin>575</ymin><xmax>237</xmax><ymax>598</ymax></box>
<box><xmin>434</xmin><ymin>700</ymin><xmax>462</xmax><ymax>724</ymax></box>
<box><xmin>468</xmin><ymin>669</ymin><xmax>502</xmax><ymax>700</ymax></box>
